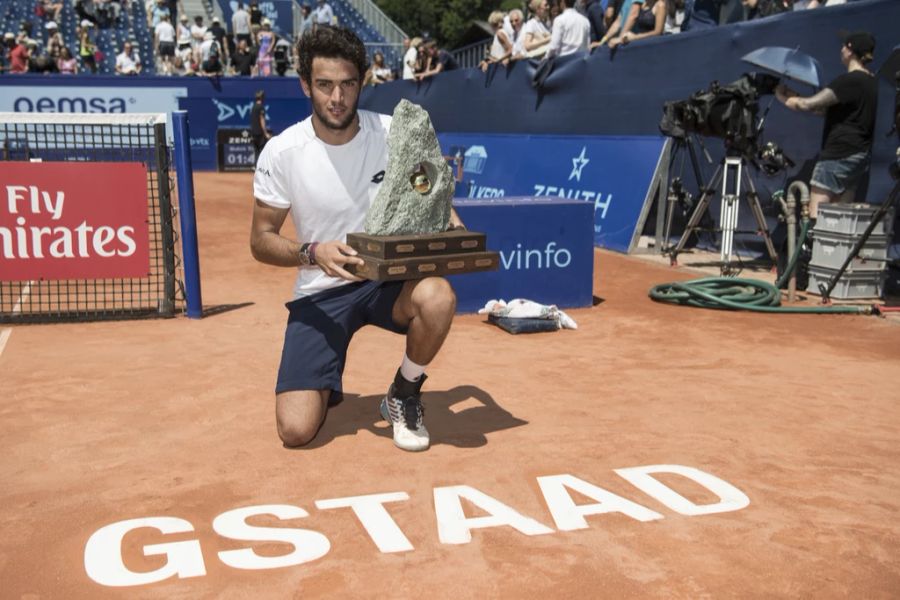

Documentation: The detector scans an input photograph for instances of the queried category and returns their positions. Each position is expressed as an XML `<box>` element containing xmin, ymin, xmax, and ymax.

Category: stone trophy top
<box><xmin>364</xmin><ymin>99</ymin><xmax>454</xmax><ymax>236</ymax></box>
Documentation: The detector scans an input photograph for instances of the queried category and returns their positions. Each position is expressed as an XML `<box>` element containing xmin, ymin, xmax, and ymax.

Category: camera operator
<box><xmin>775</xmin><ymin>31</ymin><xmax>877</xmax><ymax>221</ymax></box>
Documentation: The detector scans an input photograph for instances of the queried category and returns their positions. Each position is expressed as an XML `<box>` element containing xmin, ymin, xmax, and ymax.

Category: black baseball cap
<box><xmin>841</xmin><ymin>31</ymin><xmax>876</xmax><ymax>59</ymax></box>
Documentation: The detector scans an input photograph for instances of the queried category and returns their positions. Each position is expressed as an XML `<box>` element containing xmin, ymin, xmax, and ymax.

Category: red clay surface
<box><xmin>1</xmin><ymin>172</ymin><xmax>899</xmax><ymax>598</ymax></box>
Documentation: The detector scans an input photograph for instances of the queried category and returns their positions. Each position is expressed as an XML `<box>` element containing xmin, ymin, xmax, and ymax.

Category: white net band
<box><xmin>0</xmin><ymin>112</ymin><xmax>167</xmax><ymax>126</ymax></box>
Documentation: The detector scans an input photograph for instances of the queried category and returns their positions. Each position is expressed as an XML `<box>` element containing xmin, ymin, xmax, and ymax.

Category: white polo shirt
<box><xmin>547</xmin><ymin>7</ymin><xmax>590</xmax><ymax>57</ymax></box>
<box><xmin>254</xmin><ymin>110</ymin><xmax>392</xmax><ymax>299</ymax></box>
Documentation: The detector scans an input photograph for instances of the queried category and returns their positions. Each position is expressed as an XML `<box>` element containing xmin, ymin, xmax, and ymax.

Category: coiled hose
<box><xmin>649</xmin><ymin>220</ymin><xmax>872</xmax><ymax>314</ymax></box>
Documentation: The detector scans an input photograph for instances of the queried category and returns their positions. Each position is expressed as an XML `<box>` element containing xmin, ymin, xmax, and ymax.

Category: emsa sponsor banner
<box><xmin>452</xmin><ymin>198</ymin><xmax>594</xmax><ymax>312</ymax></box>
<box><xmin>0</xmin><ymin>162</ymin><xmax>149</xmax><ymax>281</ymax></box>
<box><xmin>0</xmin><ymin>86</ymin><xmax>187</xmax><ymax>115</ymax></box>
<box><xmin>439</xmin><ymin>134</ymin><xmax>665</xmax><ymax>252</ymax></box>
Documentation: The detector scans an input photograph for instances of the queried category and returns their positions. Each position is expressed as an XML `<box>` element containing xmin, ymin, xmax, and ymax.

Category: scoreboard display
<box><xmin>217</xmin><ymin>128</ymin><xmax>256</xmax><ymax>172</ymax></box>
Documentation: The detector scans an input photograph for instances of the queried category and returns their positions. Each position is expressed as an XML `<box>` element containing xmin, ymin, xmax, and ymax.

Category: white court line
<box><xmin>0</xmin><ymin>328</ymin><xmax>10</xmax><ymax>358</ymax></box>
<box><xmin>0</xmin><ymin>282</ymin><xmax>33</xmax><ymax>359</ymax></box>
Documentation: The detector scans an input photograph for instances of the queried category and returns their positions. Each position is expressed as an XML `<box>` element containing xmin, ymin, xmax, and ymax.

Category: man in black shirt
<box><xmin>250</xmin><ymin>89</ymin><xmax>271</xmax><ymax>163</ymax></box>
<box><xmin>415</xmin><ymin>41</ymin><xmax>457</xmax><ymax>80</ymax></box>
<box><xmin>231</xmin><ymin>37</ymin><xmax>255</xmax><ymax>75</ymax></box>
<box><xmin>776</xmin><ymin>31</ymin><xmax>878</xmax><ymax>218</ymax></box>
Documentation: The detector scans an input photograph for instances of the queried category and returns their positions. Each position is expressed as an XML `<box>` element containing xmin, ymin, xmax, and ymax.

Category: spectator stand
<box><xmin>0</xmin><ymin>0</ymin><xmax>157</xmax><ymax>75</ymax></box>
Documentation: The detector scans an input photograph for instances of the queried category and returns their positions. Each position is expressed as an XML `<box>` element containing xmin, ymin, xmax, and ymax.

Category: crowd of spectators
<box><xmin>0</xmin><ymin>0</ymin><xmax>339</xmax><ymax>77</ymax></box>
<box><xmin>453</xmin><ymin>0</ymin><xmax>857</xmax><ymax>75</ymax></box>
<box><xmin>0</xmin><ymin>0</ymin><xmax>860</xmax><ymax>77</ymax></box>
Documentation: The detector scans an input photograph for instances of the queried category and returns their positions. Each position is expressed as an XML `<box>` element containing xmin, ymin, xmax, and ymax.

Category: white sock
<box><xmin>400</xmin><ymin>354</ymin><xmax>427</xmax><ymax>382</ymax></box>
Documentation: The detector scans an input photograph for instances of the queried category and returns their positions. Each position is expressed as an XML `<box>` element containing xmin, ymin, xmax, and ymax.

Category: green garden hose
<box><xmin>649</xmin><ymin>221</ymin><xmax>873</xmax><ymax>315</ymax></box>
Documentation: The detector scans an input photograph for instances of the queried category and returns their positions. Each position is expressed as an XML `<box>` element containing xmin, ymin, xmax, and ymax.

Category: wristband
<box><xmin>308</xmin><ymin>242</ymin><xmax>319</xmax><ymax>265</ymax></box>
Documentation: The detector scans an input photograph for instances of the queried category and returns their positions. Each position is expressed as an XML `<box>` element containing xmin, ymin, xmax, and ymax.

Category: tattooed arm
<box><xmin>776</xmin><ymin>84</ymin><xmax>838</xmax><ymax>116</ymax></box>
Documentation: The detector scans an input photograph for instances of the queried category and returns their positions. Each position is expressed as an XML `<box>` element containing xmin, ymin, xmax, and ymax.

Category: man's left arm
<box><xmin>777</xmin><ymin>84</ymin><xmax>838</xmax><ymax>116</ymax></box>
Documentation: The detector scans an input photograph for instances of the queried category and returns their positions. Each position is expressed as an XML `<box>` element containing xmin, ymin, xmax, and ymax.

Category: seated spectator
<box><xmin>741</xmin><ymin>0</ymin><xmax>793</xmax><ymax>18</ymax></box>
<box><xmin>480</xmin><ymin>11</ymin><xmax>512</xmax><ymax>71</ymax></box>
<box><xmin>45</xmin><ymin>21</ymin><xmax>64</xmax><ymax>59</ymax></box>
<box><xmin>200</xmin><ymin>46</ymin><xmax>224</xmax><ymax>76</ymax></box>
<box><xmin>597</xmin><ymin>0</ymin><xmax>642</xmax><ymax>47</ymax></box>
<box><xmin>231</xmin><ymin>37</ymin><xmax>256</xmax><ymax>75</ymax></box>
<box><xmin>6</xmin><ymin>33</ymin><xmax>30</xmax><ymax>73</ymax></box>
<box><xmin>364</xmin><ymin>50</ymin><xmax>393</xmax><ymax>85</ymax></box>
<box><xmin>608</xmin><ymin>0</ymin><xmax>667</xmax><ymax>48</ymax></box>
<box><xmin>115</xmin><ymin>40</ymin><xmax>141</xmax><ymax>74</ymax></box>
<box><xmin>57</xmin><ymin>45</ymin><xmax>78</xmax><ymax>73</ymax></box>
<box><xmin>37</xmin><ymin>0</ymin><xmax>64</xmax><ymax>22</ymax></box>
<box><xmin>415</xmin><ymin>41</ymin><xmax>457</xmax><ymax>80</ymax></box>
<box><xmin>546</xmin><ymin>0</ymin><xmax>590</xmax><ymax>57</ymax></box>
<box><xmin>522</xmin><ymin>0</ymin><xmax>551</xmax><ymax>58</ymax></box>
<box><xmin>28</xmin><ymin>41</ymin><xmax>57</xmax><ymax>73</ymax></box>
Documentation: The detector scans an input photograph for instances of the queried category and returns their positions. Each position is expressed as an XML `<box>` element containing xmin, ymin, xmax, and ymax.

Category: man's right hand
<box><xmin>314</xmin><ymin>241</ymin><xmax>364</xmax><ymax>281</ymax></box>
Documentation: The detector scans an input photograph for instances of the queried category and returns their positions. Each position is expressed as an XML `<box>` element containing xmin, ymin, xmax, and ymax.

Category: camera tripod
<box><xmin>668</xmin><ymin>152</ymin><xmax>778</xmax><ymax>274</ymax></box>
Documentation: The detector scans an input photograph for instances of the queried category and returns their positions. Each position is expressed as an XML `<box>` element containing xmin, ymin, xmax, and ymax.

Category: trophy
<box><xmin>345</xmin><ymin>100</ymin><xmax>499</xmax><ymax>281</ymax></box>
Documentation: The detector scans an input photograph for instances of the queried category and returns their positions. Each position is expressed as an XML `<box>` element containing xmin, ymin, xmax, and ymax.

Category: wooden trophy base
<box><xmin>345</xmin><ymin>231</ymin><xmax>499</xmax><ymax>281</ymax></box>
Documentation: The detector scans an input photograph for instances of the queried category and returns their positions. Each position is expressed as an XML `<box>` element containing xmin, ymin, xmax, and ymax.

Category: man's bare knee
<box><xmin>277</xmin><ymin>419</ymin><xmax>320</xmax><ymax>447</ymax></box>
<box><xmin>275</xmin><ymin>390</ymin><xmax>328</xmax><ymax>448</ymax></box>
<box><xmin>413</xmin><ymin>277</ymin><xmax>456</xmax><ymax>317</ymax></box>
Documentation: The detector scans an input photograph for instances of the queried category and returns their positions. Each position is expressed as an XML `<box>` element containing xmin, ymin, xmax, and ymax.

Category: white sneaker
<box><xmin>380</xmin><ymin>376</ymin><xmax>429</xmax><ymax>452</ymax></box>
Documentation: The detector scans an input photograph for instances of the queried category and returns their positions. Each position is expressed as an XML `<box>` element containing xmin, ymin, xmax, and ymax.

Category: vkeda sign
<box><xmin>0</xmin><ymin>162</ymin><xmax>149</xmax><ymax>280</ymax></box>
<box><xmin>84</xmin><ymin>465</ymin><xmax>750</xmax><ymax>588</ymax></box>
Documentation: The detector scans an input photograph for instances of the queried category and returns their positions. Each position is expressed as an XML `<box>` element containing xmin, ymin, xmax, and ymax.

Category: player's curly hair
<box><xmin>297</xmin><ymin>27</ymin><xmax>368</xmax><ymax>85</ymax></box>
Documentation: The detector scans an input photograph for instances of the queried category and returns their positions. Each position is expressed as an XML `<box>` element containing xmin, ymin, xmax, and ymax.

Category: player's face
<box><xmin>301</xmin><ymin>57</ymin><xmax>360</xmax><ymax>133</ymax></box>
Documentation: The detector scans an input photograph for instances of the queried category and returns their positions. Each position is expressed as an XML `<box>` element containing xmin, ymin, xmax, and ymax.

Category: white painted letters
<box><xmin>83</xmin><ymin>517</ymin><xmax>206</xmax><ymax>587</ymax></box>
<box><xmin>614</xmin><ymin>465</ymin><xmax>750</xmax><ymax>516</ymax></box>
<box><xmin>537</xmin><ymin>474</ymin><xmax>664</xmax><ymax>530</ymax></box>
<box><xmin>316</xmin><ymin>492</ymin><xmax>413</xmax><ymax>553</ymax></box>
<box><xmin>212</xmin><ymin>504</ymin><xmax>330</xmax><ymax>570</ymax></box>
<box><xmin>433</xmin><ymin>485</ymin><xmax>554</xmax><ymax>544</ymax></box>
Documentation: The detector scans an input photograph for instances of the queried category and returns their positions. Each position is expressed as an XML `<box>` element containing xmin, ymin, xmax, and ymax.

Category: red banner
<box><xmin>0</xmin><ymin>162</ymin><xmax>150</xmax><ymax>281</ymax></box>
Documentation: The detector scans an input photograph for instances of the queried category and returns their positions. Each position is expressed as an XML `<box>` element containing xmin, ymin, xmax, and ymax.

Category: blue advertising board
<box><xmin>178</xmin><ymin>96</ymin><xmax>311</xmax><ymax>170</ymax></box>
<box><xmin>439</xmin><ymin>134</ymin><xmax>665</xmax><ymax>252</ymax></box>
<box><xmin>451</xmin><ymin>198</ymin><xmax>595</xmax><ymax>313</ymax></box>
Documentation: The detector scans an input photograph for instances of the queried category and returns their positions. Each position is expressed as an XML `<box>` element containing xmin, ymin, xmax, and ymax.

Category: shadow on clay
<box><xmin>303</xmin><ymin>385</ymin><xmax>528</xmax><ymax>450</ymax></box>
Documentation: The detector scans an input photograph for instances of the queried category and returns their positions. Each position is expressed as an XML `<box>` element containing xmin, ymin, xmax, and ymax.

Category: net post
<box><xmin>171</xmin><ymin>111</ymin><xmax>203</xmax><ymax>319</ymax></box>
<box><xmin>153</xmin><ymin>121</ymin><xmax>177</xmax><ymax>317</ymax></box>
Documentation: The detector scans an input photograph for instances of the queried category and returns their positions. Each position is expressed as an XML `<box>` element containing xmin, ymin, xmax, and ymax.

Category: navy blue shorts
<box><xmin>276</xmin><ymin>280</ymin><xmax>407</xmax><ymax>394</ymax></box>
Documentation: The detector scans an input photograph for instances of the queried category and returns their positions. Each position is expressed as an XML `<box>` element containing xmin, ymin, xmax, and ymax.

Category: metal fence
<box><xmin>452</xmin><ymin>40</ymin><xmax>491</xmax><ymax>70</ymax></box>
<box><xmin>0</xmin><ymin>113</ymin><xmax>181</xmax><ymax>323</ymax></box>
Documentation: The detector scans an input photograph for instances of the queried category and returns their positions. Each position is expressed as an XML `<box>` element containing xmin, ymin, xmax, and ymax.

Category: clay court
<box><xmin>2</xmin><ymin>172</ymin><xmax>898</xmax><ymax>598</ymax></box>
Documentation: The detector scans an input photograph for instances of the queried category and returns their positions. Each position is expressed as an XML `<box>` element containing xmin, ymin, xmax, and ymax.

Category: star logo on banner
<box><xmin>569</xmin><ymin>146</ymin><xmax>590</xmax><ymax>182</ymax></box>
